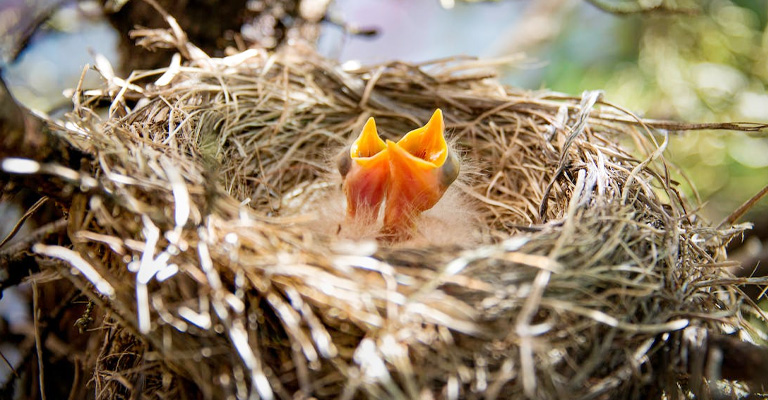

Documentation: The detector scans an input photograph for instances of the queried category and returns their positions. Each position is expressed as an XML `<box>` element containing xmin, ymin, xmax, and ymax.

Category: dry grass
<box><xmin>20</xmin><ymin>29</ymin><xmax>768</xmax><ymax>399</ymax></box>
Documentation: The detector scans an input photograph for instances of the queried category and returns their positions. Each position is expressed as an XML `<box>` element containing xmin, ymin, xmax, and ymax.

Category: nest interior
<box><xmin>18</xmin><ymin>34</ymin><xmax>767</xmax><ymax>399</ymax></box>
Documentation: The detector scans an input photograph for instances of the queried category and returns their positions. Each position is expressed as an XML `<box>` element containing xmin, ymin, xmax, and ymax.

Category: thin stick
<box><xmin>32</xmin><ymin>281</ymin><xmax>47</xmax><ymax>400</ymax></box>
<box><xmin>66</xmin><ymin>358</ymin><xmax>82</xmax><ymax>400</ymax></box>
<box><xmin>718</xmin><ymin>183</ymin><xmax>768</xmax><ymax>228</ymax></box>
<box><xmin>0</xmin><ymin>196</ymin><xmax>49</xmax><ymax>249</ymax></box>
<box><xmin>584</xmin><ymin>0</ymin><xmax>696</xmax><ymax>15</ymax></box>
<box><xmin>0</xmin><ymin>218</ymin><xmax>67</xmax><ymax>258</ymax></box>
<box><xmin>0</xmin><ymin>349</ymin><xmax>18</xmax><ymax>378</ymax></box>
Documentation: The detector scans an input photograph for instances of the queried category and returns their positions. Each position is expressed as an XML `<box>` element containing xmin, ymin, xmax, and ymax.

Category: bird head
<box><xmin>381</xmin><ymin>109</ymin><xmax>460</xmax><ymax>242</ymax></box>
<box><xmin>337</xmin><ymin>117</ymin><xmax>390</xmax><ymax>224</ymax></box>
<box><xmin>337</xmin><ymin>110</ymin><xmax>460</xmax><ymax>242</ymax></box>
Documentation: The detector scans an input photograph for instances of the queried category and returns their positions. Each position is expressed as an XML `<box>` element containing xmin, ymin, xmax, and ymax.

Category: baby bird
<box><xmin>337</xmin><ymin>117</ymin><xmax>390</xmax><ymax>224</ymax></box>
<box><xmin>338</xmin><ymin>109</ymin><xmax>460</xmax><ymax>243</ymax></box>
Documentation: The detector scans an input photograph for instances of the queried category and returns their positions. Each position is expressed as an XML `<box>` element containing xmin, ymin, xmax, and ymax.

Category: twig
<box><xmin>0</xmin><ymin>349</ymin><xmax>18</xmax><ymax>379</ymax></box>
<box><xmin>32</xmin><ymin>281</ymin><xmax>47</xmax><ymax>400</ymax></box>
<box><xmin>601</xmin><ymin>116</ymin><xmax>768</xmax><ymax>133</ymax></box>
<box><xmin>583</xmin><ymin>0</ymin><xmax>697</xmax><ymax>15</ymax></box>
<box><xmin>719</xmin><ymin>184</ymin><xmax>768</xmax><ymax>229</ymax></box>
<box><xmin>0</xmin><ymin>218</ymin><xmax>67</xmax><ymax>294</ymax></box>
<box><xmin>66</xmin><ymin>358</ymin><xmax>82</xmax><ymax>400</ymax></box>
<box><xmin>684</xmin><ymin>327</ymin><xmax>768</xmax><ymax>396</ymax></box>
<box><xmin>0</xmin><ymin>218</ymin><xmax>68</xmax><ymax>262</ymax></box>
<box><xmin>0</xmin><ymin>196</ymin><xmax>49</xmax><ymax>249</ymax></box>
<box><xmin>710</xmin><ymin>334</ymin><xmax>768</xmax><ymax>387</ymax></box>
<box><xmin>1</xmin><ymin>75</ymin><xmax>91</xmax><ymax>206</ymax></box>
<box><xmin>323</xmin><ymin>14</ymin><xmax>378</xmax><ymax>37</ymax></box>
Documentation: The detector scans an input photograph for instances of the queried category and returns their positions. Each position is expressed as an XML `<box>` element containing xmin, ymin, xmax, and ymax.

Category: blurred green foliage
<box><xmin>533</xmin><ymin>0</ymin><xmax>768</xmax><ymax>221</ymax></box>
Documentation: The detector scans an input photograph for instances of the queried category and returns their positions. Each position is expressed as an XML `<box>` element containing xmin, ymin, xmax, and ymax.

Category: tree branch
<box><xmin>583</xmin><ymin>0</ymin><xmax>698</xmax><ymax>15</ymax></box>
<box><xmin>0</xmin><ymin>75</ymin><xmax>91</xmax><ymax>204</ymax></box>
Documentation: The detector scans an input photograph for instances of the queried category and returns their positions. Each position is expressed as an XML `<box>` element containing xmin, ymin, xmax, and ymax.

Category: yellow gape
<box><xmin>381</xmin><ymin>109</ymin><xmax>459</xmax><ymax>241</ymax></box>
<box><xmin>338</xmin><ymin>117</ymin><xmax>390</xmax><ymax>224</ymax></box>
<box><xmin>338</xmin><ymin>110</ymin><xmax>459</xmax><ymax>242</ymax></box>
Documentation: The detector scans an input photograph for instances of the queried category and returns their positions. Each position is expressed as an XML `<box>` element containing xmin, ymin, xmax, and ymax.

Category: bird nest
<box><xmin>18</xmin><ymin>32</ymin><xmax>767</xmax><ymax>399</ymax></box>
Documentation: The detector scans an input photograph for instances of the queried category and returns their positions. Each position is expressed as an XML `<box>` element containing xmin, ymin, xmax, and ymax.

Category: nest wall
<box><xmin>25</xmin><ymin>37</ymin><xmax>764</xmax><ymax>399</ymax></box>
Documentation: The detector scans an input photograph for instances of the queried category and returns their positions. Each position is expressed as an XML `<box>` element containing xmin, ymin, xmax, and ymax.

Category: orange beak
<box><xmin>381</xmin><ymin>109</ymin><xmax>459</xmax><ymax>241</ymax></box>
<box><xmin>338</xmin><ymin>117</ymin><xmax>389</xmax><ymax>223</ymax></box>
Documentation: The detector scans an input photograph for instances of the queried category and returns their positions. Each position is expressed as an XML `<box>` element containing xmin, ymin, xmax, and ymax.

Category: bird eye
<box><xmin>440</xmin><ymin>151</ymin><xmax>460</xmax><ymax>188</ymax></box>
<box><xmin>337</xmin><ymin>148</ymin><xmax>352</xmax><ymax>178</ymax></box>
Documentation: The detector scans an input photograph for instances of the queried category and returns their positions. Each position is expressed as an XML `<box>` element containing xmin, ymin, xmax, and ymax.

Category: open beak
<box><xmin>338</xmin><ymin>117</ymin><xmax>389</xmax><ymax>223</ymax></box>
<box><xmin>381</xmin><ymin>109</ymin><xmax>459</xmax><ymax>241</ymax></box>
